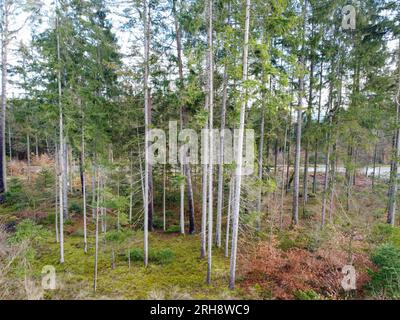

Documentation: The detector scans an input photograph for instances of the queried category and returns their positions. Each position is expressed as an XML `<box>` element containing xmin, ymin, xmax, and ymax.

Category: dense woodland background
<box><xmin>1</xmin><ymin>0</ymin><xmax>400</xmax><ymax>300</ymax></box>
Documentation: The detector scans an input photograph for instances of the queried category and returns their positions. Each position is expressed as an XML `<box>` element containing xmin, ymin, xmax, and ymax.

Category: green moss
<box><xmin>368</xmin><ymin>223</ymin><xmax>400</xmax><ymax>247</ymax></box>
<box><xmin>126</xmin><ymin>248</ymin><xmax>174</xmax><ymax>265</ymax></box>
<box><xmin>24</xmin><ymin>224</ymin><xmax>237</xmax><ymax>299</ymax></box>
<box><xmin>294</xmin><ymin>289</ymin><xmax>321</xmax><ymax>300</ymax></box>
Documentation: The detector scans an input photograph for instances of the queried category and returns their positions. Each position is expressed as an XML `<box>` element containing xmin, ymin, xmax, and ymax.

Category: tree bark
<box><xmin>387</xmin><ymin>43</ymin><xmax>400</xmax><ymax>226</ymax></box>
<box><xmin>206</xmin><ymin>0</ymin><xmax>214</xmax><ymax>284</ymax></box>
<box><xmin>143</xmin><ymin>0</ymin><xmax>151</xmax><ymax>266</ymax></box>
<box><xmin>312</xmin><ymin>61</ymin><xmax>323</xmax><ymax>194</ymax></box>
<box><xmin>229</xmin><ymin>0</ymin><xmax>250</xmax><ymax>290</ymax></box>
<box><xmin>27</xmin><ymin>134</ymin><xmax>31</xmax><ymax>182</ymax></box>
<box><xmin>216</xmin><ymin>63</ymin><xmax>228</xmax><ymax>246</ymax></box>
<box><xmin>56</xmin><ymin>0</ymin><xmax>64</xmax><ymax>263</ymax></box>
<box><xmin>0</xmin><ymin>0</ymin><xmax>10</xmax><ymax>202</ymax></box>
<box><xmin>93</xmin><ymin>169</ymin><xmax>100</xmax><ymax>291</ymax></box>
<box><xmin>225</xmin><ymin>176</ymin><xmax>234</xmax><ymax>257</ymax></box>
<box><xmin>256</xmin><ymin>105</ymin><xmax>265</xmax><ymax>229</ymax></box>
<box><xmin>372</xmin><ymin>143</ymin><xmax>377</xmax><ymax>188</ymax></box>
<box><xmin>292</xmin><ymin>0</ymin><xmax>306</xmax><ymax>225</ymax></box>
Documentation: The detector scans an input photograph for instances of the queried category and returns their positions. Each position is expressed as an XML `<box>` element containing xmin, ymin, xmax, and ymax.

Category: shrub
<box><xmin>126</xmin><ymin>248</ymin><xmax>174</xmax><ymax>264</ymax></box>
<box><xmin>8</xmin><ymin>219</ymin><xmax>49</xmax><ymax>244</ymax></box>
<box><xmin>71</xmin><ymin>229</ymin><xmax>85</xmax><ymax>237</ymax></box>
<box><xmin>35</xmin><ymin>169</ymin><xmax>54</xmax><ymax>190</ymax></box>
<box><xmin>106</xmin><ymin>229</ymin><xmax>133</xmax><ymax>243</ymax></box>
<box><xmin>152</xmin><ymin>217</ymin><xmax>164</xmax><ymax>229</ymax></box>
<box><xmin>4</xmin><ymin>178</ymin><xmax>29</xmax><ymax>210</ymax></box>
<box><xmin>69</xmin><ymin>202</ymin><xmax>82</xmax><ymax>214</ymax></box>
<box><xmin>367</xmin><ymin>244</ymin><xmax>400</xmax><ymax>298</ymax></box>
<box><xmin>165</xmin><ymin>210</ymin><xmax>175</xmax><ymax>218</ymax></box>
<box><xmin>165</xmin><ymin>225</ymin><xmax>180</xmax><ymax>234</ymax></box>
<box><xmin>368</xmin><ymin>223</ymin><xmax>400</xmax><ymax>247</ymax></box>
<box><xmin>41</xmin><ymin>213</ymin><xmax>56</xmax><ymax>225</ymax></box>
<box><xmin>278</xmin><ymin>227</ymin><xmax>332</xmax><ymax>252</ymax></box>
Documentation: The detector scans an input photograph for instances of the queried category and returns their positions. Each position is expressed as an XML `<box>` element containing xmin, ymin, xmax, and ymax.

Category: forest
<box><xmin>0</xmin><ymin>0</ymin><xmax>400</xmax><ymax>300</ymax></box>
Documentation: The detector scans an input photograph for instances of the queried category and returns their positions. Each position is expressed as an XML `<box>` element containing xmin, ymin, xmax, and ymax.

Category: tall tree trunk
<box><xmin>185</xmin><ymin>163</ymin><xmax>195</xmax><ymax>234</ymax></box>
<box><xmin>387</xmin><ymin>42</ymin><xmax>400</xmax><ymax>226</ymax></box>
<box><xmin>163</xmin><ymin>163</ymin><xmax>166</xmax><ymax>231</ymax></box>
<box><xmin>180</xmin><ymin>166</ymin><xmax>185</xmax><ymax>233</ymax></box>
<box><xmin>81</xmin><ymin>108</ymin><xmax>87</xmax><ymax>253</ymax></box>
<box><xmin>79</xmin><ymin>152</ymin><xmax>84</xmax><ymax>196</ymax></box>
<box><xmin>328</xmin><ymin>142</ymin><xmax>336</xmax><ymax>224</ymax></box>
<box><xmin>27</xmin><ymin>134</ymin><xmax>31</xmax><ymax>182</ymax></box>
<box><xmin>35</xmin><ymin>134</ymin><xmax>39</xmax><ymax>160</ymax></box>
<box><xmin>229</xmin><ymin>0</ymin><xmax>250</xmax><ymax>290</ymax></box>
<box><xmin>63</xmin><ymin>142</ymin><xmax>68</xmax><ymax>219</ymax></box>
<box><xmin>285</xmin><ymin>85</ymin><xmax>294</xmax><ymax>194</ymax></box>
<box><xmin>280</xmin><ymin>120</ymin><xmax>288</xmax><ymax>229</ymax></box>
<box><xmin>302</xmin><ymin>47</ymin><xmax>314</xmax><ymax>209</ymax></box>
<box><xmin>55</xmin><ymin>144</ymin><xmax>59</xmax><ymax>243</ymax></box>
<box><xmin>200</xmin><ymin>113</ymin><xmax>208</xmax><ymax>258</ymax></box>
<box><xmin>225</xmin><ymin>176</ymin><xmax>234</xmax><ymax>257</ymax></box>
<box><xmin>173</xmin><ymin>0</ymin><xmax>195</xmax><ymax>235</ymax></box>
<box><xmin>206</xmin><ymin>0</ymin><xmax>214</xmax><ymax>285</ymax></box>
<box><xmin>93</xmin><ymin>170</ymin><xmax>100</xmax><ymax>291</ymax></box>
<box><xmin>56</xmin><ymin>0</ymin><xmax>64</xmax><ymax>263</ymax></box>
<box><xmin>7</xmin><ymin>119</ymin><xmax>12</xmax><ymax>161</ymax></box>
<box><xmin>143</xmin><ymin>0</ymin><xmax>151</xmax><ymax>266</ymax></box>
<box><xmin>45</xmin><ymin>134</ymin><xmax>49</xmax><ymax>155</ymax></box>
<box><xmin>312</xmin><ymin>61</ymin><xmax>323</xmax><ymax>193</ymax></box>
<box><xmin>372</xmin><ymin>143</ymin><xmax>377</xmax><ymax>189</ymax></box>
<box><xmin>292</xmin><ymin>0</ymin><xmax>306</xmax><ymax>225</ymax></box>
<box><xmin>256</xmin><ymin>105</ymin><xmax>265</xmax><ymax>229</ymax></box>
<box><xmin>129</xmin><ymin>152</ymin><xmax>133</xmax><ymax>224</ymax></box>
<box><xmin>91</xmin><ymin>161</ymin><xmax>96</xmax><ymax>218</ymax></box>
<box><xmin>346</xmin><ymin>145</ymin><xmax>353</xmax><ymax>212</ymax></box>
<box><xmin>321</xmin><ymin>136</ymin><xmax>330</xmax><ymax>227</ymax></box>
<box><xmin>0</xmin><ymin>0</ymin><xmax>9</xmax><ymax>202</ymax></box>
<box><xmin>216</xmin><ymin>63</ymin><xmax>228</xmax><ymax>246</ymax></box>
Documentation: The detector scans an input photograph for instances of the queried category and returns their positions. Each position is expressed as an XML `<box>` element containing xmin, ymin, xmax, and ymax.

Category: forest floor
<box><xmin>1</xmin><ymin>158</ymin><xmax>400</xmax><ymax>300</ymax></box>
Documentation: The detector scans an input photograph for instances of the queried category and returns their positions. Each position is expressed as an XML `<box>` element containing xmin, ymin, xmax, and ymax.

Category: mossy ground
<box><xmin>2</xmin><ymin>168</ymin><xmax>400</xmax><ymax>299</ymax></box>
<box><xmin>28</xmin><ymin>224</ymin><xmax>241</xmax><ymax>299</ymax></box>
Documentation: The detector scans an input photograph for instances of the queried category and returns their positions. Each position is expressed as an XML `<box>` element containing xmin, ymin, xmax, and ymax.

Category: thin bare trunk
<box><xmin>216</xmin><ymin>65</ymin><xmax>228</xmax><ymax>246</ymax></box>
<box><xmin>292</xmin><ymin>0</ymin><xmax>306</xmax><ymax>225</ymax></box>
<box><xmin>280</xmin><ymin>122</ymin><xmax>288</xmax><ymax>229</ymax></box>
<box><xmin>312</xmin><ymin>61</ymin><xmax>323</xmax><ymax>193</ymax></box>
<box><xmin>372</xmin><ymin>143</ymin><xmax>377</xmax><ymax>188</ymax></box>
<box><xmin>206</xmin><ymin>0</ymin><xmax>214</xmax><ymax>285</ymax></box>
<box><xmin>93</xmin><ymin>169</ymin><xmax>100</xmax><ymax>292</ymax></box>
<box><xmin>229</xmin><ymin>0</ymin><xmax>251</xmax><ymax>290</ymax></box>
<box><xmin>91</xmin><ymin>161</ymin><xmax>96</xmax><ymax>218</ymax></box>
<box><xmin>256</xmin><ymin>106</ymin><xmax>265</xmax><ymax>230</ymax></box>
<box><xmin>35</xmin><ymin>134</ymin><xmax>39</xmax><ymax>160</ymax></box>
<box><xmin>81</xmin><ymin>113</ymin><xmax>87</xmax><ymax>253</ymax></box>
<box><xmin>163</xmin><ymin>163</ymin><xmax>166</xmax><ymax>231</ymax></box>
<box><xmin>321</xmin><ymin>143</ymin><xmax>330</xmax><ymax>227</ymax></box>
<box><xmin>27</xmin><ymin>134</ymin><xmax>31</xmax><ymax>182</ymax></box>
<box><xmin>0</xmin><ymin>0</ymin><xmax>9</xmax><ymax>201</ymax></box>
<box><xmin>387</xmin><ymin>41</ymin><xmax>400</xmax><ymax>226</ymax></box>
<box><xmin>143</xmin><ymin>0</ymin><xmax>150</xmax><ymax>266</ymax></box>
<box><xmin>55</xmin><ymin>145</ymin><xmax>59</xmax><ymax>243</ymax></box>
<box><xmin>225</xmin><ymin>176</ymin><xmax>234</xmax><ymax>257</ymax></box>
<box><xmin>56</xmin><ymin>0</ymin><xmax>64</xmax><ymax>263</ymax></box>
